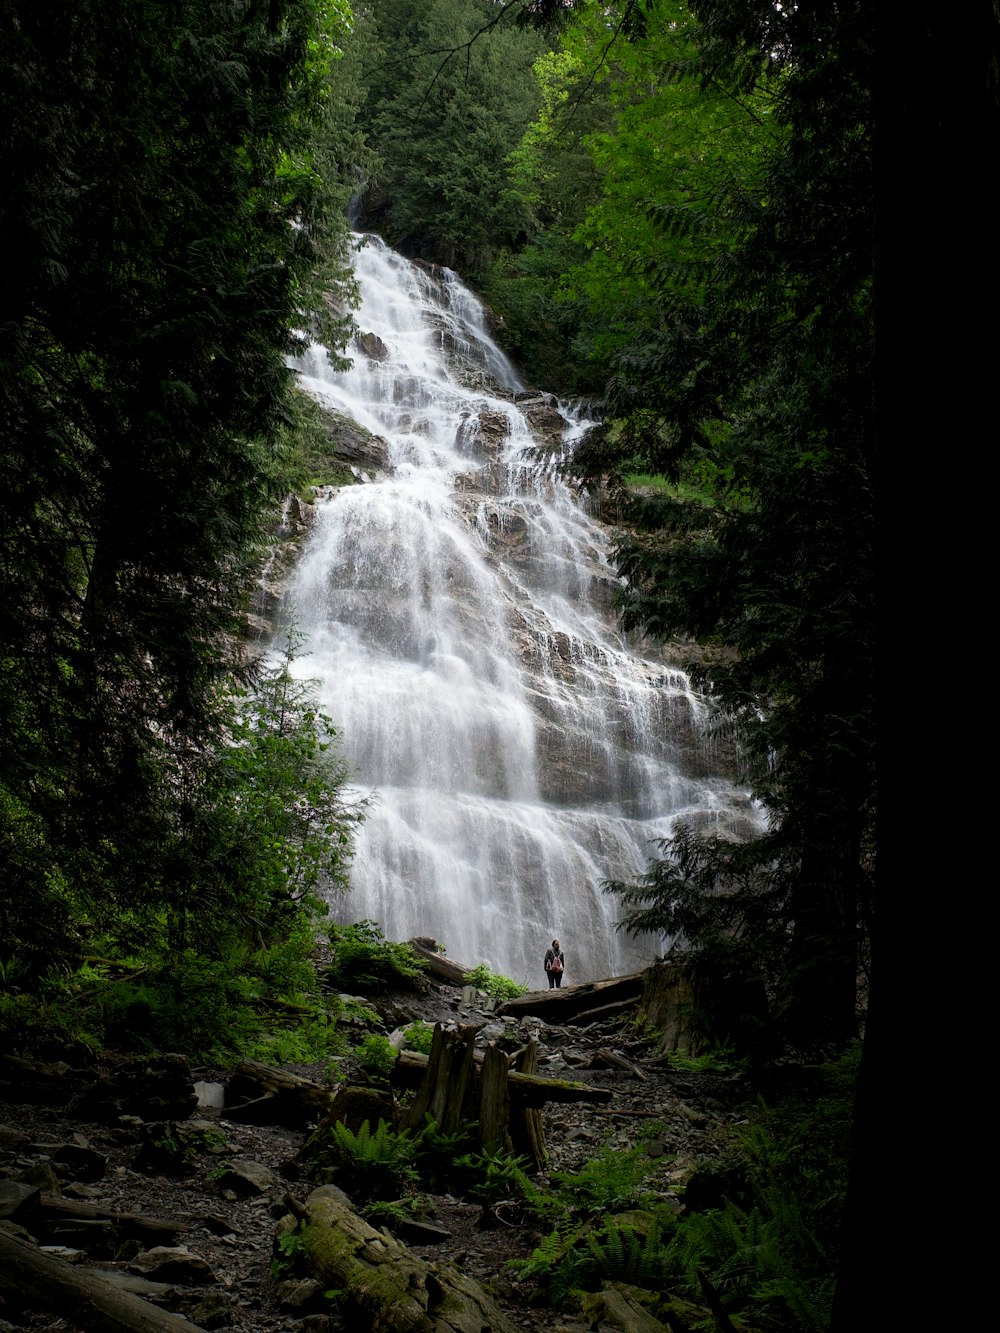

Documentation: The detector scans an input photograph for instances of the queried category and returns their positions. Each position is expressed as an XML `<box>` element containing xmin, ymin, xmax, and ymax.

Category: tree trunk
<box><xmin>478</xmin><ymin>1044</ymin><xmax>512</xmax><ymax>1153</ymax></box>
<box><xmin>636</xmin><ymin>962</ymin><xmax>700</xmax><ymax>1055</ymax></box>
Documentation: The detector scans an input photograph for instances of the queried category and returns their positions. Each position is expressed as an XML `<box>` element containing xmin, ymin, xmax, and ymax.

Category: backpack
<box><xmin>550</xmin><ymin>954</ymin><xmax>563</xmax><ymax>973</ymax></box>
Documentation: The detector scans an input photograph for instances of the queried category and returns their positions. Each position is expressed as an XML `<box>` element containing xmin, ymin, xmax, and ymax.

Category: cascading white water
<box><xmin>284</xmin><ymin>234</ymin><xmax>758</xmax><ymax>986</ymax></box>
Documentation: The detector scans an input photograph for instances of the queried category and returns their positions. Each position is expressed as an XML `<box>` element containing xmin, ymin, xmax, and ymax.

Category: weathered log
<box><xmin>226</xmin><ymin>1059</ymin><xmax>337</xmax><ymax>1125</ymax></box>
<box><xmin>0</xmin><ymin>1228</ymin><xmax>206</xmax><ymax>1333</ymax></box>
<box><xmin>573</xmin><ymin>997</ymin><xmax>645</xmax><ymax>1028</ymax></box>
<box><xmin>406</xmin><ymin>938</ymin><xmax>474</xmax><ymax>988</ymax></box>
<box><xmin>497</xmin><ymin>972</ymin><xmax>645</xmax><ymax>1023</ymax></box>
<box><xmin>589</xmin><ymin>1049</ymin><xmax>647</xmax><ymax>1078</ymax></box>
<box><xmin>507</xmin><ymin>1068</ymin><xmax>612</xmax><ymax>1107</ymax></box>
<box><xmin>37</xmin><ymin>1194</ymin><xmax>188</xmax><ymax>1244</ymax></box>
<box><xmin>300</xmin><ymin>1185</ymin><xmax>522</xmax><ymax>1333</ymax></box>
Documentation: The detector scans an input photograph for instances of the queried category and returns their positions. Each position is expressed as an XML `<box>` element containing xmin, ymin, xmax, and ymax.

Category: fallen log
<box><xmin>0</xmin><ymin>1228</ymin><xmax>206</xmax><ymax>1333</ymax></box>
<box><xmin>406</xmin><ymin>938</ymin><xmax>474</xmax><ymax>987</ymax></box>
<box><xmin>299</xmin><ymin>1185</ymin><xmax>522</xmax><ymax>1333</ymax></box>
<box><xmin>37</xmin><ymin>1194</ymin><xmax>188</xmax><ymax>1244</ymax></box>
<box><xmin>497</xmin><ymin>972</ymin><xmax>644</xmax><ymax>1023</ymax></box>
<box><xmin>226</xmin><ymin>1059</ymin><xmax>337</xmax><ymax>1125</ymax></box>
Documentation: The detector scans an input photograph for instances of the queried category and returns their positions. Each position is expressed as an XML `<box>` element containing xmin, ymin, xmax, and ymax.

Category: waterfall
<box><xmin>284</xmin><ymin>234</ymin><xmax>758</xmax><ymax>986</ymax></box>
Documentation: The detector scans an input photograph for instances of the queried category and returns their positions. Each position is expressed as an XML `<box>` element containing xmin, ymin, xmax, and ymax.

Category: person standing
<box><xmin>544</xmin><ymin>939</ymin><xmax>565</xmax><ymax>988</ymax></box>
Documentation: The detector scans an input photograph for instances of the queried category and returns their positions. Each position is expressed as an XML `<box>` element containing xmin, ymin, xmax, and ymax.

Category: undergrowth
<box><xmin>461</xmin><ymin>962</ymin><xmax>529</xmax><ymax>1000</ymax></box>
<box><xmin>326</xmin><ymin>920</ymin><xmax>427</xmax><ymax>993</ymax></box>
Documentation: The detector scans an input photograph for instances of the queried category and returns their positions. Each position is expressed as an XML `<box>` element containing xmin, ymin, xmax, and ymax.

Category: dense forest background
<box><xmin>1</xmin><ymin>1</ymin><xmax>885</xmax><ymax>1325</ymax></box>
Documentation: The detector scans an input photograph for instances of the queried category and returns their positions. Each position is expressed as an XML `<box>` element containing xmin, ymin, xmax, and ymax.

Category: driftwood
<box><xmin>225</xmin><ymin>1059</ymin><xmax>337</xmax><ymax>1126</ymax></box>
<box><xmin>299</xmin><ymin>1185</ymin><xmax>522</xmax><ymax>1333</ymax></box>
<box><xmin>0</xmin><ymin>1228</ymin><xmax>206</xmax><ymax>1333</ymax></box>
<box><xmin>497</xmin><ymin>971</ymin><xmax>644</xmax><ymax>1023</ymax></box>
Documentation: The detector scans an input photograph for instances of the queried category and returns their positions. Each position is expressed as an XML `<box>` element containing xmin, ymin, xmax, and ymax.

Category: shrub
<box><xmin>355</xmin><ymin>1033</ymin><xmax>398</xmax><ymax>1082</ymax></box>
<box><xmin>401</xmin><ymin>1020</ymin><xmax>436</xmax><ymax>1054</ymax></box>
<box><xmin>327</xmin><ymin>921</ymin><xmax>427</xmax><ymax>993</ymax></box>
<box><xmin>462</xmin><ymin>962</ymin><xmax>528</xmax><ymax>1001</ymax></box>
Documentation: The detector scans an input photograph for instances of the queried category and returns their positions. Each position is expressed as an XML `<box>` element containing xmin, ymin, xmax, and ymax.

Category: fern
<box><xmin>582</xmin><ymin>1219</ymin><xmax>676</xmax><ymax>1291</ymax></box>
<box><xmin>315</xmin><ymin>1118</ymin><xmax>418</xmax><ymax>1202</ymax></box>
<box><xmin>456</xmin><ymin>1146</ymin><xmax>532</xmax><ymax>1204</ymax></box>
<box><xmin>510</xmin><ymin>1217</ymin><xmax>677</xmax><ymax>1304</ymax></box>
<box><xmin>550</xmin><ymin>1143</ymin><xmax>657</xmax><ymax>1214</ymax></box>
<box><xmin>413</xmin><ymin>1115</ymin><xmax>477</xmax><ymax>1192</ymax></box>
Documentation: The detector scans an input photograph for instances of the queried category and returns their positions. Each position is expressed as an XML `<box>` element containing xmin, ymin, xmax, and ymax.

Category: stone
<box><xmin>358</xmin><ymin>331</ymin><xmax>389</xmax><ymax>361</ymax></box>
<box><xmin>275</xmin><ymin>1277</ymin><xmax>324</xmax><ymax>1312</ymax></box>
<box><xmin>0</xmin><ymin>1181</ymin><xmax>40</xmax><ymax>1222</ymax></box>
<box><xmin>188</xmin><ymin>1290</ymin><xmax>235</xmax><ymax>1329</ymax></box>
<box><xmin>53</xmin><ymin>1143</ymin><xmax>108</xmax><ymax>1181</ymax></box>
<box><xmin>129</xmin><ymin>1245</ymin><xmax>217</xmax><ymax>1285</ymax></box>
<box><xmin>15</xmin><ymin>1162</ymin><xmax>60</xmax><ymax>1193</ymax></box>
<box><xmin>215</xmin><ymin>1159</ymin><xmax>276</xmax><ymax>1197</ymax></box>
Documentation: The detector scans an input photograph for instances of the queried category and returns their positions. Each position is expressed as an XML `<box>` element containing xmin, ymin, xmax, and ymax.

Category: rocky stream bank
<box><xmin>0</xmin><ymin>962</ymin><xmax>751</xmax><ymax>1333</ymax></box>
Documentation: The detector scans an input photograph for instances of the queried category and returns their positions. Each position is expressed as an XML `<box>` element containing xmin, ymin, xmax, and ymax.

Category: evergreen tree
<box><xmin>523</xmin><ymin>0</ymin><xmax>874</xmax><ymax>1050</ymax></box>
<box><xmin>358</xmin><ymin>0</ymin><xmax>548</xmax><ymax>270</ymax></box>
<box><xmin>0</xmin><ymin>0</ymin><xmax>361</xmax><ymax>967</ymax></box>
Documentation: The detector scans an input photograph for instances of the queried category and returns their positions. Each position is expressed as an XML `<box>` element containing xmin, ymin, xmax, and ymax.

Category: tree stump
<box><xmin>400</xmin><ymin>1024</ymin><xmax>477</xmax><ymax>1135</ymax></box>
<box><xmin>510</xmin><ymin>1041</ymin><xmax>547</xmax><ymax>1172</ymax></box>
<box><xmin>478</xmin><ymin>1044</ymin><xmax>511</xmax><ymax>1153</ymax></box>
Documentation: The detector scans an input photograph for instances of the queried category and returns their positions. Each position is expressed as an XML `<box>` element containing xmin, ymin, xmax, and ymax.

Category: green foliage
<box><xmin>355</xmin><ymin>1033</ymin><xmax>398</xmax><ymax>1081</ymax></box>
<box><xmin>550</xmin><ymin>1142</ymin><xmax>660</xmax><ymax>1217</ymax></box>
<box><xmin>98</xmin><ymin>950</ymin><xmax>259</xmax><ymax>1057</ymax></box>
<box><xmin>313</xmin><ymin>1118</ymin><xmax>418</xmax><ymax>1202</ymax></box>
<box><xmin>271</xmin><ymin>1227</ymin><xmax>307</xmax><ymax>1278</ymax></box>
<box><xmin>555</xmin><ymin>0</ymin><xmax>877</xmax><ymax>1054</ymax></box>
<box><xmin>512</xmin><ymin>1217</ymin><xmax>677</xmax><ymax>1304</ymax></box>
<box><xmin>667</xmin><ymin>1047</ymin><xmax>858</xmax><ymax>1330</ymax></box>
<box><xmin>358</xmin><ymin>0</ymin><xmax>549</xmax><ymax>270</ymax></box>
<box><xmin>327</xmin><ymin>921</ymin><xmax>427</xmax><ymax>994</ymax></box>
<box><xmin>461</xmin><ymin>963</ymin><xmax>529</xmax><ymax>1001</ymax></box>
<box><xmin>668</xmin><ymin>1045</ymin><xmax>742</xmax><ymax>1075</ymax></box>
<box><xmin>412</xmin><ymin>1116</ymin><xmax>478</xmax><ymax>1193</ymax></box>
<box><xmin>401</xmin><ymin>1021</ymin><xmax>436</xmax><ymax>1055</ymax></box>
<box><xmin>0</xmin><ymin>0</ymin><xmax>368</xmax><ymax>1022</ymax></box>
<box><xmin>455</xmin><ymin>1146</ymin><xmax>532</xmax><ymax>1205</ymax></box>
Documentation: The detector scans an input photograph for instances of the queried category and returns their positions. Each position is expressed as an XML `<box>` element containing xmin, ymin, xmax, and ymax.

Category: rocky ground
<box><xmin>0</xmin><ymin>973</ymin><xmax>751</xmax><ymax>1333</ymax></box>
